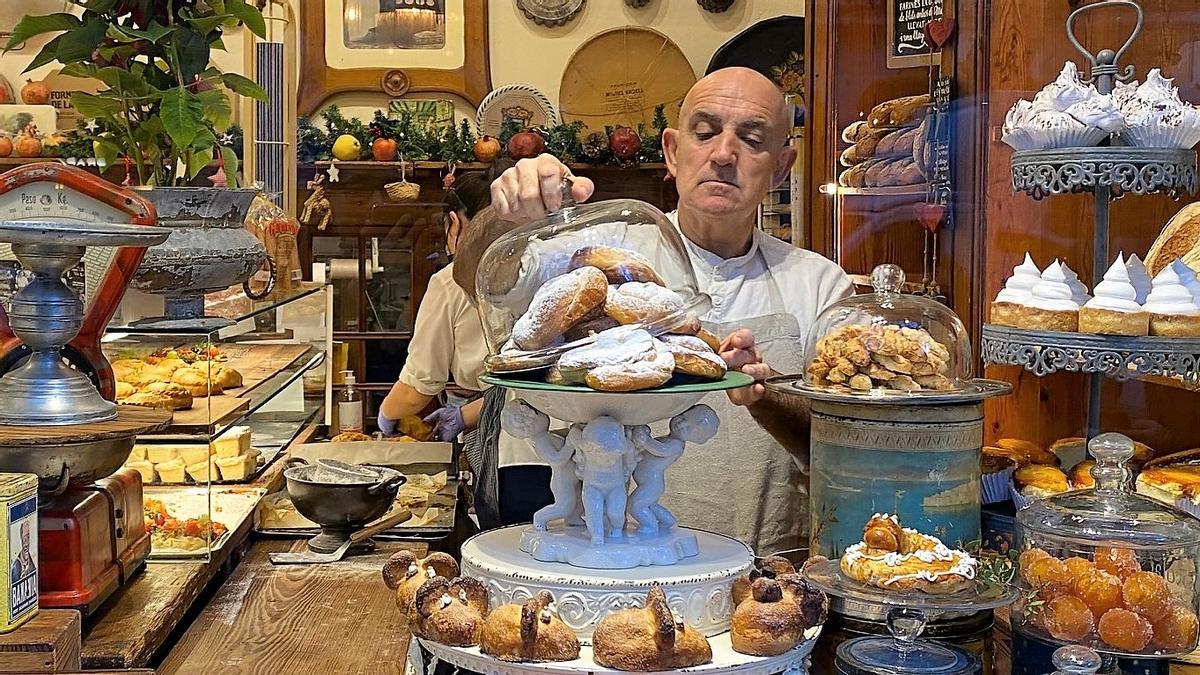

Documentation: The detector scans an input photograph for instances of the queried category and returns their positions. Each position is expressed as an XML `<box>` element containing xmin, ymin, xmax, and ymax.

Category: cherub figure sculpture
<box><xmin>502</xmin><ymin>400</ymin><xmax>581</xmax><ymax>531</ymax></box>
<box><xmin>573</xmin><ymin>416</ymin><xmax>638</xmax><ymax>546</ymax></box>
<box><xmin>628</xmin><ymin>404</ymin><xmax>720</xmax><ymax>535</ymax></box>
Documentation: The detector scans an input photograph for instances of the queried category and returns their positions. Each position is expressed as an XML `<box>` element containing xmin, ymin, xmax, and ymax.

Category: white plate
<box><xmin>476</xmin><ymin>84</ymin><xmax>558</xmax><ymax>137</ymax></box>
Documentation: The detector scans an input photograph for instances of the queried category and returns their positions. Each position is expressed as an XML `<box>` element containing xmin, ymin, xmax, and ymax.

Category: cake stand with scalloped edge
<box><xmin>407</xmin><ymin>627</ymin><xmax>822</xmax><ymax>675</ymax></box>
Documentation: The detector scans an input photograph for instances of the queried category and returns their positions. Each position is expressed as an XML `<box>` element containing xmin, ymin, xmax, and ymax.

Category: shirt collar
<box><xmin>667</xmin><ymin>210</ymin><xmax>762</xmax><ymax>271</ymax></box>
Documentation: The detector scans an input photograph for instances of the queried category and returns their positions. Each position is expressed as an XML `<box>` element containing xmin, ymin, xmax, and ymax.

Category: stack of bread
<box><xmin>124</xmin><ymin>426</ymin><xmax>261</xmax><ymax>484</ymax></box>
<box><xmin>837</xmin><ymin>94</ymin><xmax>931</xmax><ymax>189</ymax></box>
<box><xmin>111</xmin><ymin>354</ymin><xmax>243</xmax><ymax>410</ymax></box>
<box><xmin>491</xmin><ymin>245</ymin><xmax>727</xmax><ymax>392</ymax></box>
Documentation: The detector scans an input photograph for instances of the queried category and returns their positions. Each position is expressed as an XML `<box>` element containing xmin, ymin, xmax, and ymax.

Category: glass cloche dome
<box><xmin>802</xmin><ymin>264</ymin><xmax>972</xmax><ymax>397</ymax></box>
<box><xmin>474</xmin><ymin>179</ymin><xmax>710</xmax><ymax>373</ymax></box>
<box><xmin>1013</xmin><ymin>433</ymin><xmax>1200</xmax><ymax>657</ymax></box>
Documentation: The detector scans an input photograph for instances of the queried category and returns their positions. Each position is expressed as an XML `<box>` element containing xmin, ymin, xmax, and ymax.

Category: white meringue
<box><xmin>1145</xmin><ymin>263</ymin><xmax>1200</xmax><ymax>316</ymax></box>
<box><xmin>1170</xmin><ymin>259</ymin><xmax>1200</xmax><ymax>300</ymax></box>
<box><xmin>1033</xmin><ymin>62</ymin><xmax>1094</xmax><ymax>112</ymax></box>
<box><xmin>1066</xmin><ymin>95</ymin><xmax>1125</xmax><ymax>134</ymax></box>
<box><xmin>1112</xmin><ymin>79</ymin><xmax>1140</xmax><ymax>110</ymax></box>
<box><xmin>1030</xmin><ymin>260</ymin><xmax>1084</xmax><ymax>312</ymax></box>
<box><xmin>1059</xmin><ymin>261</ymin><xmax>1092</xmax><ymax>304</ymax></box>
<box><xmin>1126</xmin><ymin>253</ymin><xmax>1153</xmax><ymax>304</ymax></box>
<box><xmin>1084</xmin><ymin>254</ymin><xmax>1143</xmax><ymax>313</ymax></box>
<box><xmin>994</xmin><ymin>253</ymin><xmax>1041</xmax><ymax>305</ymax></box>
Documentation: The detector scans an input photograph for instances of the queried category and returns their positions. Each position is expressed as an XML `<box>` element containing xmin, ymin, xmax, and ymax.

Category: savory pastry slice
<box><xmin>593</xmin><ymin>586</ymin><xmax>712</xmax><ymax>671</ymax></box>
<box><xmin>480</xmin><ymin>591</ymin><xmax>580</xmax><ymax>663</ymax></box>
<box><xmin>840</xmin><ymin>513</ymin><xmax>977</xmax><ymax>594</ymax></box>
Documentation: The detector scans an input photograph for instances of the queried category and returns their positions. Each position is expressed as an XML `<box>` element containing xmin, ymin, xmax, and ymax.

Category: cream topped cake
<box><xmin>1081</xmin><ymin>254</ymin><xmax>1149</xmax><ymax>336</ymax></box>
<box><xmin>991</xmin><ymin>253</ymin><xmax>1042</xmax><ymax>327</ymax></box>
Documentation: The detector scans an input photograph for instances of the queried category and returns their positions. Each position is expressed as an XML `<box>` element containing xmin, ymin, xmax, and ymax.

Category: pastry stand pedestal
<box><xmin>803</xmin><ymin>559</ymin><xmax>1017</xmax><ymax>674</ymax></box>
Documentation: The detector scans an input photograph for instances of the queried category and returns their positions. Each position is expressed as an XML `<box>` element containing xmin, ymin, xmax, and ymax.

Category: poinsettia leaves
<box><xmin>172</xmin><ymin>26</ymin><xmax>210</xmax><ymax>81</ymax></box>
<box><xmin>220</xmin><ymin>73</ymin><xmax>267</xmax><ymax>101</ymax></box>
<box><xmin>25</xmin><ymin>34</ymin><xmax>68</xmax><ymax>71</ymax></box>
<box><xmin>160</xmin><ymin>87</ymin><xmax>204</xmax><ymax>150</ymax></box>
<box><xmin>70</xmin><ymin>91</ymin><xmax>123</xmax><ymax>119</ymax></box>
<box><xmin>109</xmin><ymin>22</ymin><xmax>173</xmax><ymax>43</ymax></box>
<box><xmin>92</xmin><ymin>135</ymin><xmax>122</xmax><ymax>169</ymax></box>
<box><xmin>197</xmin><ymin>89</ymin><xmax>231</xmax><ymax>129</ymax></box>
<box><xmin>54</xmin><ymin>16</ymin><xmax>108</xmax><ymax>63</ymax></box>
<box><xmin>219</xmin><ymin>145</ymin><xmax>240</xmax><ymax>187</ymax></box>
<box><xmin>187</xmin><ymin>147</ymin><xmax>215</xmax><ymax>179</ymax></box>
<box><xmin>4</xmin><ymin>13</ymin><xmax>81</xmax><ymax>50</ymax></box>
<box><xmin>223</xmin><ymin>0</ymin><xmax>266</xmax><ymax>39</ymax></box>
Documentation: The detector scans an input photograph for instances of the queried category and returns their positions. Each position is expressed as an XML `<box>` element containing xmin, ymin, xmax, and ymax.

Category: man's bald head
<box><xmin>681</xmin><ymin>67</ymin><xmax>792</xmax><ymax>149</ymax></box>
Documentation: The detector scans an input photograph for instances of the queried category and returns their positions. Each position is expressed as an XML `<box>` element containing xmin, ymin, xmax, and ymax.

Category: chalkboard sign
<box><xmin>887</xmin><ymin>0</ymin><xmax>945</xmax><ymax>69</ymax></box>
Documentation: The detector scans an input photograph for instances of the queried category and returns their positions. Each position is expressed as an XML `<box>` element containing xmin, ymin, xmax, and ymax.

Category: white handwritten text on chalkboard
<box><xmin>894</xmin><ymin>0</ymin><xmax>944</xmax><ymax>56</ymax></box>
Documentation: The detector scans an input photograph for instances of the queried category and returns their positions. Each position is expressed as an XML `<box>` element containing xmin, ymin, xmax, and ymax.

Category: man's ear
<box><xmin>770</xmin><ymin>145</ymin><xmax>798</xmax><ymax>189</ymax></box>
<box><xmin>662</xmin><ymin>128</ymin><xmax>679</xmax><ymax>178</ymax></box>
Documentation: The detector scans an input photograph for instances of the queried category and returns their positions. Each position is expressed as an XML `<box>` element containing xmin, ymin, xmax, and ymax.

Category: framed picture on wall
<box><xmin>299</xmin><ymin>0</ymin><xmax>491</xmax><ymax>114</ymax></box>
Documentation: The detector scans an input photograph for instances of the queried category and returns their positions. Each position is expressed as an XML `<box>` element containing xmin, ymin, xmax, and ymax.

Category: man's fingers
<box><xmin>720</xmin><ymin>328</ymin><xmax>756</xmax><ymax>352</ymax></box>
<box><xmin>569</xmin><ymin>176</ymin><xmax>595</xmax><ymax>204</ymax></box>
<box><xmin>740</xmin><ymin>363</ymin><xmax>772</xmax><ymax>381</ymax></box>
<box><xmin>726</xmin><ymin>383</ymin><xmax>766</xmax><ymax>407</ymax></box>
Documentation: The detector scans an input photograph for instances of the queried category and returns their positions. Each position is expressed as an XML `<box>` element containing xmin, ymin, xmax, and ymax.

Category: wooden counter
<box><xmin>157</xmin><ymin>538</ymin><xmax>425</xmax><ymax>674</ymax></box>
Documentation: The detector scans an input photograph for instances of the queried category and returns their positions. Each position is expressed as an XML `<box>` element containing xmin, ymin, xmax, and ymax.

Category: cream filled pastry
<box><xmin>1080</xmin><ymin>254</ymin><xmax>1149</xmax><ymax>336</ymax></box>
<box><xmin>1025</xmin><ymin>260</ymin><xmax>1082</xmax><ymax>332</ymax></box>
<box><xmin>840</xmin><ymin>514</ymin><xmax>977</xmax><ymax>595</ymax></box>
<box><xmin>1119</xmin><ymin>69</ymin><xmax>1200</xmax><ymax>148</ymax></box>
<box><xmin>1033</xmin><ymin>61</ymin><xmax>1094</xmax><ymax>112</ymax></box>
<box><xmin>991</xmin><ymin>253</ymin><xmax>1041</xmax><ymax>327</ymax></box>
<box><xmin>1147</xmin><ymin>262</ymin><xmax>1200</xmax><ymax>337</ymax></box>
<box><xmin>1127</xmin><ymin>253</ymin><xmax>1154</xmax><ymax>304</ymax></box>
<box><xmin>1059</xmin><ymin>261</ymin><xmax>1092</xmax><ymax>305</ymax></box>
<box><xmin>1172</xmin><ymin>259</ymin><xmax>1200</xmax><ymax>300</ymax></box>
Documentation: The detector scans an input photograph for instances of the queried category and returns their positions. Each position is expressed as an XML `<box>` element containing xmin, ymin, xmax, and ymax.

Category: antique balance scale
<box><xmin>0</xmin><ymin>163</ymin><xmax>172</xmax><ymax>613</ymax></box>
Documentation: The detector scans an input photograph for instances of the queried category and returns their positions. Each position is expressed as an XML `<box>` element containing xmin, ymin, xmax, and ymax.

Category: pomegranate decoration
<box><xmin>21</xmin><ymin>79</ymin><xmax>50</xmax><ymax>105</ymax></box>
<box><xmin>0</xmin><ymin>136</ymin><xmax>12</xmax><ymax>158</ymax></box>
<box><xmin>609</xmin><ymin>126</ymin><xmax>642</xmax><ymax>167</ymax></box>
<box><xmin>507</xmin><ymin>129</ymin><xmax>546</xmax><ymax>160</ymax></box>
<box><xmin>372</xmin><ymin>137</ymin><xmax>398</xmax><ymax>162</ymax></box>
<box><xmin>473</xmin><ymin>135</ymin><xmax>502</xmax><ymax>163</ymax></box>
<box><xmin>15</xmin><ymin>126</ymin><xmax>42</xmax><ymax>158</ymax></box>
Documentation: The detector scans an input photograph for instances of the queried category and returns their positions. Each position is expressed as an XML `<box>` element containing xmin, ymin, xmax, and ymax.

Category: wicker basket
<box><xmin>385</xmin><ymin>162</ymin><xmax>420</xmax><ymax>202</ymax></box>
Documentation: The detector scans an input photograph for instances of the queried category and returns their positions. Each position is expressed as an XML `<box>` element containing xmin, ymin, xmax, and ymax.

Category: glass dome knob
<box><xmin>1089</xmin><ymin>432</ymin><xmax>1135</xmax><ymax>493</ymax></box>
<box><xmin>870</xmin><ymin>263</ymin><xmax>906</xmax><ymax>295</ymax></box>
<box><xmin>1050</xmin><ymin>645</ymin><xmax>1102</xmax><ymax>674</ymax></box>
<box><xmin>886</xmin><ymin>607</ymin><xmax>927</xmax><ymax>656</ymax></box>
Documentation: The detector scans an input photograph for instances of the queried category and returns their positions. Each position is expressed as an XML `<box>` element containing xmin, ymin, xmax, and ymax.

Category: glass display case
<box><xmin>103</xmin><ymin>283</ymin><xmax>332</xmax><ymax>561</ymax></box>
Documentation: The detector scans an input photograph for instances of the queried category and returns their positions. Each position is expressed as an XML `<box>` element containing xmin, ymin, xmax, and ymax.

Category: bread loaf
<box><xmin>840</xmin><ymin>132</ymin><xmax>886</xmax><ymax>166</ymax></box>
<box><xmin>867</xmin><ymin>94</ymin><xmax>931</xmax><ymax>128</ymax></box>
<box><xmin>593</xmin><ymin>586</ymin><xmax>712</xmax><ymax>671</ymax></box>
<box><xmin>912</xmin><ymin>116</ymin><xmax>931</xmax><ymax>174</ymax></box>
<box><xmin>1146</xmin><ymin>202</ymin><xmax>1200</xmax><ymax>276</ymax></box>
<box><xmin>841</xmin><ymin>120</ymin><xmax>872</xmax><ymax>143</ymax></box>
<box><xmin>568</xmin><ymin>245</ymin><xmax>664</xmax><ymax>286</ymax></box>
<box><xmin>876</xmin><ymin>126</ymin><xmax>920</xmax><ymax>157</ymax></box>
<box><xmin>511</xmin><ymin>266</ymin><xmax>608</xmax><ymax>350</ymax></box>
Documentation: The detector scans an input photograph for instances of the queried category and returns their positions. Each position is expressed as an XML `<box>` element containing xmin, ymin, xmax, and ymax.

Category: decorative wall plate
<box><xmin>706</xmin><ymin>16</ymin><xmax>806</xmax><ymax>98</ymax></box>
<box><xmin>559</xmin><ymin>27</ymin><xmax>695</xmax><ymax>131</ymax></box>
<box><xmin>515</xmin><ymin>0</ymin><xmax>584</xmax><ymax>27</ymax></box>
<box><xmin>697</xmin><ymin>0</ymin><xmax>734</xmax><ymax>13</ymax></box>
<box><xmin>476</xmin><ymin>84</ymin><xmax>558</xmax><ymax>136</ymax></box>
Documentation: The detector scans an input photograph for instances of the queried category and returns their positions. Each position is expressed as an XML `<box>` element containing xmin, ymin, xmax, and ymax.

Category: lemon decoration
<box><xmin>332</xmin><ymin>134</ymin><xmax>362</xmax><ymax>161</ymax></box>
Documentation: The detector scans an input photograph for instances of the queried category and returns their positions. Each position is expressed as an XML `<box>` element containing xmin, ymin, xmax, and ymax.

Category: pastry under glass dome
<box><xmin>1013</xmin><ymin>433</ymin><xmax>1200</xmax><ymax>657</ymax></box>
<box><xmin>474</xmin><ymin>180</ymin><xmax>710</xmax><ymax>373</ymax></box>
<box><xmin>801</xmin><ymin>264</ymin><xmax>972</xmax><ymax>398</ymax></box>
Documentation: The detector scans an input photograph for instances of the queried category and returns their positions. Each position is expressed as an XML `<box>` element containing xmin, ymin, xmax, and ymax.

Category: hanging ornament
<box><xmin>443</xmin><ymin>162</ymin><xmax>457</xmax><ymax>189</ymax></box>
<box><xmin>923</xmin><ymin>18</ymin><xmax>956</xmax><ymax>49</ymax></box>
<box><xmin>326</xmin><ymin>159</ymin><xmax>341</xmax><ymax>183</ymax></box>
<box><xmin>697</xmin><ymin>0</ymin><xmax>735</xmax><ymax>14</ymax></box>
<box><xmin>210</xmin><ymin>154</ymin><xmax>228</xmax><ymax>188</ymax></box>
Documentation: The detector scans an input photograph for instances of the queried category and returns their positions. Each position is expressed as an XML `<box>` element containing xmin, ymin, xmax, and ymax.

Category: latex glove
<box><xmin>377</xmin><ymin>410</ymin><xmax>398</xmax><ymax>436</ymax></box>
<box><xmin>423</xmin><ymin>405</ymin><xmax>467</xmax><ymax>442</ymax></box>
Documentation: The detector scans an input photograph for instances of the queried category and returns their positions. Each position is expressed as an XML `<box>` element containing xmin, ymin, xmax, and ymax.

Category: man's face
<box><xmin>664</xmin><ymin>75</ymin><xmax>794</xmax><ymax>220</ymax></box>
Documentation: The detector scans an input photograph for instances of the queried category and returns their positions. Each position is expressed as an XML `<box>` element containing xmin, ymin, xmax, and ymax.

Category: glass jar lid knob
<box><xmin>871</xmin><ymin>263</ymin><xmax>906</xmax><ymax>295</ymax></box>
<box><xmin>885</xmin><ymin>607</ymin><xmax>927</xmax><ymax>656</ymax></box>
<box><xmin>1050</xmin><ymin>645</ymin><xmax>1102</xmax><ymax>674</ymax></box>
<box><xmin>1089</xmin><ymin>432</ymin><xmax>1135</xmax><ymax>493</ymax></box>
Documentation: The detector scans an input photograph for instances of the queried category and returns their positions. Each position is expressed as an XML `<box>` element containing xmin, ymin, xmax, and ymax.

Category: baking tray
<box><xmin>145</xmin><ymin>485</ymin><xmax>266</xmax><ymax>560</ymax></box>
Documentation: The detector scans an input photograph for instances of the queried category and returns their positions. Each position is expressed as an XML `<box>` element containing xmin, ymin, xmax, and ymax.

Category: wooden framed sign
<box><xmin>887</xmin><ymin>0</ymin><xmax>946</xmax><ymax>69</ymax></box>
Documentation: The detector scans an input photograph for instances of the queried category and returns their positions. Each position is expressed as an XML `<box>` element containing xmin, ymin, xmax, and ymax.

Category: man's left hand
<box><xmin>720</xmin><ymin>328</ymin><xmax>772</xmax><ymax>406</ymax></box>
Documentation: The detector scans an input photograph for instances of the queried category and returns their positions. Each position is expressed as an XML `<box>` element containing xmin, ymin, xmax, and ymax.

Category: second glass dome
<box><xmin>474</xmin><ymin>182</ymin><xmax>710</xmax><ymax>371</ymax></box>
<box><xmin>802</xmin><ymin>264</ymin><xmax>972</xmax><ymax>397</ymax></box>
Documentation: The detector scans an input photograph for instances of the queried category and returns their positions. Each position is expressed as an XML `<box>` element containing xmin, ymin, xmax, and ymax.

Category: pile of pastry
<box><xmin>384</xmin><ymin>551</ymin><xmax>826</xmax><ymax>669</ymax></box>
<box><xmin>1018</xmin><ymin>546</ymin><xmax>1198</xmax><ymax>653</ymax></box>
<box><xmin>124</xmin><ymin>426</ymin><xmax>260</xmax><ymax>484</ymax></box>
<box><xmin>1003</xmin><ymin>62</ymin><xmax>1200</xmax><ymax>150</ymax></box>
<box><xmin>495</xmin><ymin>245</ymin><xmax>726</xmax><ymax>392</ymax></box>
<box><xmin>837</xmin><ymin>94</ymin><xmax>931</xmax><ymax>189</ymax></box>
<box><xmin>111</xmin><ymin>354</ymin><xmax>244</xmax><ymax>411</ymax></box>
<box><xmin>993</xmin><ymin>437</ymin><xmax>1153</xmax><ymax>506</ymax></box>
<box><xmin>990</xmin><ymin>253</ymin><xmax>1200</xmax><ymax>337</ymax></box>
<box><xmin>835</xmin><ymin>514</ymin><xmax>977</xmax><ymax>595</ymax></box>
<box><xmin>806</xmin><ymin>323</ymin><xmax>955</xmax><ymax>393</ymax></box>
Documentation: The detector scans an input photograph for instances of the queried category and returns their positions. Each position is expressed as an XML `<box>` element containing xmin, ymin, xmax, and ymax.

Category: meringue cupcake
<box><xmin>991</xmin><ymin>253</ymin><xmax>1041</xmax><ymax>326</ymax></box>
<box><xmin>1002</xmin><ymin>99</ymin><xmax>1038</xmax><ymax>151</ymax></box>
<box><xmin>1146</xmin><ymin>262</ymin><xmax>1200</xmax><ymax>337</ymax></box>
<box><xmin>1079</xmin><ymin>254</ymin><xmax>1149</xmax><ymax>336</ymax></box>
<box><xmin>1024</xmin><ymin>109</ymin><xmax>1106</xmax><ymax>149</ymax></box>
<box><xmin>1060</xmin><ymin>261</ymin><xmax>1092</xmax><ymax>305</ymax></box>
<box><xmin>1065</xmin><ymin>93</ymin><xmax>1125</xmax><ymax>135</ymax></box>
<box><xmin>1024</xmin><ymin>260</ymin><xmax>1084</xmax><ymax>332</ymax></box>
<box><xmin>1118</xmin><ymin>69</ymin><xmax>1200</xmax><ymax>149</ymax></box>
<box><xmin>1127</xmin><ymin>253</ymin><xmax>1153</xmax><ymax>304</ymax></box>
<box><xmin>1032</xmin><ymin>62</ymin><xmax>1094</xmax><ymax>112</ymax></box>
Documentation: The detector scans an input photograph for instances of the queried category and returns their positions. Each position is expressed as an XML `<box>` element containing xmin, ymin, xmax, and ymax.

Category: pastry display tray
<box><xmin>145</xmin><ymin>486</ymin><xmax>266</xmax><ymax>560</ymax></box>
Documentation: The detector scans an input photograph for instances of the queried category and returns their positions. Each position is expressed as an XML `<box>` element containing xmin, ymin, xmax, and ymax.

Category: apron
<box><xmin>659</xmin><ymin>276</ymin><xmax>811</xmax><ymax>558</ymax></box>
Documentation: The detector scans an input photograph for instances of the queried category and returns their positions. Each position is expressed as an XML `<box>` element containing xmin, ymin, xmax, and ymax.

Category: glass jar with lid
<box><xmin>801</xmin><ymin>263</ymin><xmax>972</xmax><ymax>398</ymax></box>
<box><xmin>473</xmin><ymin>179</ymin><xmax>710</xmax><ymax>372</ymax></box>
<box><xmin>1013</xmin><ymin>433</ymin><xmax>1200</xmax><ymax>657</ymax></box>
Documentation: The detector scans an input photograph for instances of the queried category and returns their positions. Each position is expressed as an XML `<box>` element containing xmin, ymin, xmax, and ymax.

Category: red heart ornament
<box><xmin>924</xmin><ymin>18</ymin><xmax>956</xmax><ymax>49</ymax></box>
<box><xmin>913</xmin><ymin>202</ymin><xmax>947</xmax><ymax>233</ymax></box>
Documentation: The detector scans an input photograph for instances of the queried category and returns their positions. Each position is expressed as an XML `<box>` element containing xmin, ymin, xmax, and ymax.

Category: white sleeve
<box><xmin>398</xmin><ymin>274</ymin><xmax>455</xmax><ymax>396</ymax></box>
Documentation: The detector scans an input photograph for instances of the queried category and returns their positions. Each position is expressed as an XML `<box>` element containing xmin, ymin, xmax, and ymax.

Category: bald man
<box><xmin>490</xmin><ymin>67</ymin><xmax>852</xmax><ymax>555</ymax></box>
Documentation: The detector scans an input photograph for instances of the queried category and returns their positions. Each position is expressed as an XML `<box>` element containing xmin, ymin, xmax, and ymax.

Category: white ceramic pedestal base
<box><xmin>409</xmin><ymin>629</ymin><xmax>819</xmax><ymax>675</ymax></box>
<box><xmin>461</xmin><ymin>525</ymin><xmax>753</xmax><ymax>644</ymax></box>
<box><xmin>520</xmin><ymin>524</ymin><xmax>699</xmax><ymax>569</ymax></box>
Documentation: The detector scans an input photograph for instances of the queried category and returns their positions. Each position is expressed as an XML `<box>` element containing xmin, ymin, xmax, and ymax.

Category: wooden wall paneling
<box><xmin>982</xmin><ymin>0</ymin><xmax>1200</xmax><ymax>450</ymax></box>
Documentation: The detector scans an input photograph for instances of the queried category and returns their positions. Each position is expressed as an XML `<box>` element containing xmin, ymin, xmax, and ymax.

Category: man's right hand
<box><xmin>490</xmin><ymin>154</ymin><xmax>595</xmax><ymax>223</ymax></box>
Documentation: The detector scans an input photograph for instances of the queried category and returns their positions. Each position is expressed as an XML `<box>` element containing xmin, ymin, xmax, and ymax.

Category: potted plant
<box><xmin>6</xmin><ymin>0</ymin><xmax>272</xmax><ymax>323</ymax></box>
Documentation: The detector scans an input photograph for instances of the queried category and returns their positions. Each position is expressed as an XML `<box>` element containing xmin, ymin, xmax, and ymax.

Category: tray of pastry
<box><xmin>121</xmin><ymin>425</ymin><xmax>280</xmax><ymax>485</ymax></box>
<box><xmin>255</xmin><ymin>440</ymin><xmax>459</xmax><ymax>539</ymax></box>
<box><xmin>144</xmin><ymin>486</ymin><xmax>266</xmax><ymax>559</ymax></box>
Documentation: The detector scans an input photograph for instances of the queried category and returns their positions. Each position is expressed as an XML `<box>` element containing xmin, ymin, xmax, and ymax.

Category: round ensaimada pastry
<box><xmin>140</xmin><ymin>381</ymin><xmax>194</xmax><ymax>410</ymax></box>
<box><xmin>593</xmin><ymin>586</ymin><xmax>712</xmax><ymax>671</ymax></box>
<box><xmin>557</xmin><ymin>325</ymin><xmax>676</xmax><ymax>392</ymax></box>
<box><xmin>840</xmin><ymin>513</ymin><xmax>977</xmax><ymax>594</ymax></box>
<box><xmin>114</xmin><ymin>381</ymin><xmax>136</xmax><ymax>400</ymax></box>
<box><xmin>568</xmin><ymin>245</ymin><xmax>665</xmax><ymax>286</ymax></box>
<box><xmin>479</xmin><ymin>590</ymin><xmax>580</xmax><ymax>663</ymax></box>
<box><xmin>171</xmin><ymin>367</ymin><xmax>224</xmax><ymax>397</ymax></box>
<box><xmin>604</xmin><ymin>281</ymin><xmax>701</xmax><ymax>335</ymax></box>
<box><xmin>657</xmin><ymin>334</ymin><xmax>727</xmax><ymax>380</ymax></box>
<box><xmin>511</xmin><ymin>266</ymin><xmax>609</xmax><ymax>351</ymax></box>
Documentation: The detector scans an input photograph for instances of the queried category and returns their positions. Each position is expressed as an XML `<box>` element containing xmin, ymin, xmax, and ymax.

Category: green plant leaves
<box><xmin>224</xmin><ymin>0</ymin><xmax>267</xmax><ymax>39</ymax></box>
<box><xmin>70</xmin><ymin>91</ymin><xmax>123</xmax><ymax>119</ymax></box>
<box><xmin>172</xmin><ymin>26</ymin><xmax>210</xmax><ymax>81</ymax></box>
<box><xmin>187</xmin><ymin>147</ymin><xmax>215</xmax><ymax>179</ymax></box>
<box><xmin>161</xmin><ymin>87</ymin><xmax>204</xmax><ymax>150</ymax></box>
<box><xmin>4</xmin><ymin>13</ymin><xmax>81</xmax><ymax>50</ymax></box>
<box><xmin>219</xmin><ymin>145</ymin><xmax>240</xmax><ymax>187</ymax></box>
<box><xmin>55</xmin><ymin>16</ymin><xmax>108</xmax><ymax>63</ymax></box>
<box><xmin>197</xmin><ymin>89</ymin><xmax>232</xmax><ymax>129</ymax></box>
<box><xmin>220</xmin><ymin>73</ymin><xmax>267</xmax><ymax>101</ymax></box>
<box><xmin>110</xmin><ymin>22</ymin><xmax>174</xmax><ymax>43</ymax></box>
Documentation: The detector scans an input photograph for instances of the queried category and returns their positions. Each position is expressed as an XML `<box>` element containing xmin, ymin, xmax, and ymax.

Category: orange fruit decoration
<box><xmin>1076</xmin><ymin>571</ymin><xmax>1123</xmax><ymax>622</ymax></box>
<box><xmin>1123</xmin><ymin>571</ymin><xmax>1172</xmax><ymax>622</ymax></box>
<box><xmin>1064</xmin><ymin>557</ymin><xmax>1096</xmax><ymax>590</ymax></box>
<box><xmin>1152</xmin><ymin>604</ymin><xmax>1200</xmax><ymax>653</ymax></box>
<box><xmin>1043</xmin><ymin>595</ymin><xmax>1095</xmax><ymax>642</ymax></box>
<box><xmin>1098</xmin><ymin>608</ymin><xmax>1153</xmax><ymax>652</ymax></box>
<box><xmin>1095</xmin><ymin>546</ymin><xmax>1141</xmax><ymax>580</ymax></box>
<box><xmin>1025</xmin><ymin>556</ymin><xmax>1068</xmax><ymax>591</ymax></box>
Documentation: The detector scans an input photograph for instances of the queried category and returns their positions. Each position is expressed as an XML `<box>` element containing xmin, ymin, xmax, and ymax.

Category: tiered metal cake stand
<box><xmin>981</xmin><ymin>0</ymin><xmax>1200</xmax><ymax>438</ymax></box>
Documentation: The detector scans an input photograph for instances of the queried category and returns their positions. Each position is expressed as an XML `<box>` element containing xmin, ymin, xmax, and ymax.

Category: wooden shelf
<box><xmin>302</xmin><ymin>161</ymin><xmax>668</xmax><ymax>171</ymax></box>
